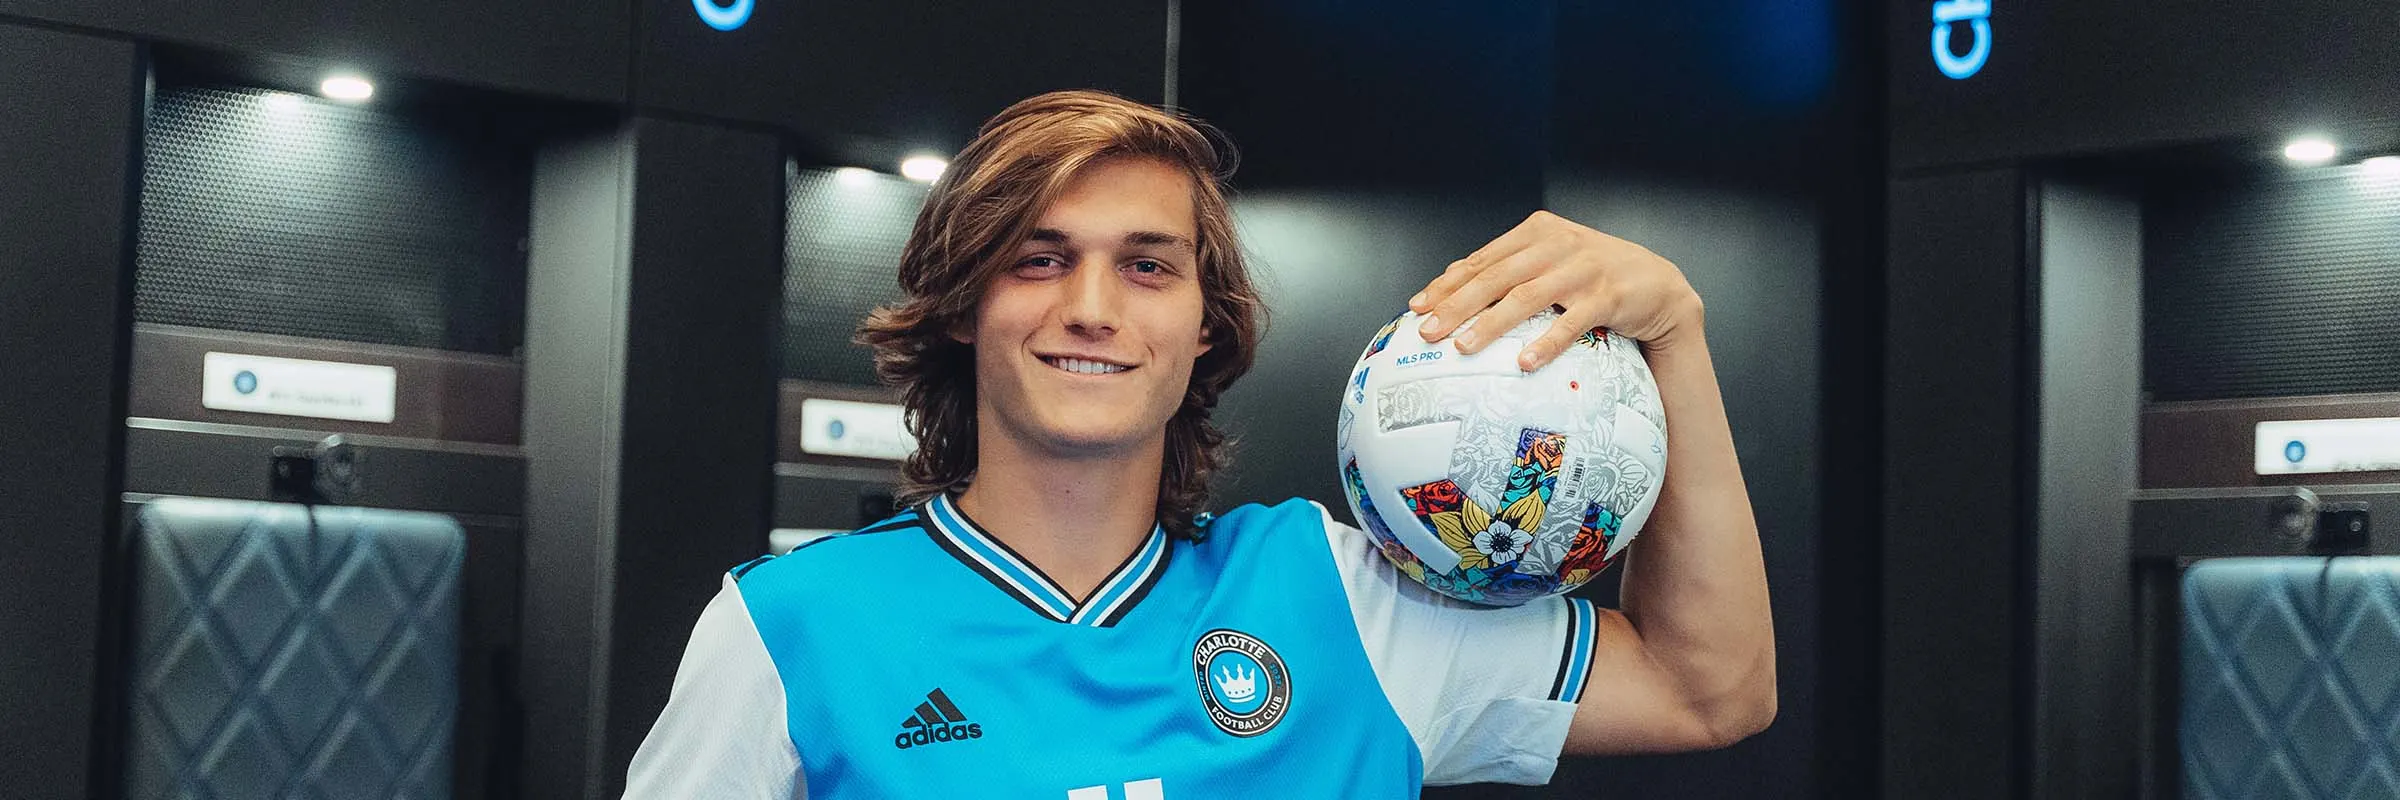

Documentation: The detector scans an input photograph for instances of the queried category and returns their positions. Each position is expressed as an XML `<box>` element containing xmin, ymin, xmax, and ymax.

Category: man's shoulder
<box><xmin>1205</xmin><ymin>496</ymin><xmax>1338</xmax><ymax>529</ymax></box>
<box><xmin>1194</xmin><ymin>497</ymin><xmax>1341</xmax><ymax>553</ymax></box>
<box><xmin>729</xmin><ymin>509</ymin><xmax>932</xmax><ymax>591</ymax></box>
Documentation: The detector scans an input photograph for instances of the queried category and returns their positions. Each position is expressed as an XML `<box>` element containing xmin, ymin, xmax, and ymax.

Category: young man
<box><xmin>625</xmin><ymin>90</ymin><xmax>1773</xmax><ymax>797</ymax></box>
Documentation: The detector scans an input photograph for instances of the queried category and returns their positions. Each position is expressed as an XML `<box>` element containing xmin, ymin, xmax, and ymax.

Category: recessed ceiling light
<box><xmin>2283</xmin><ymin>137</ymin><xmax>2337</xmax><ymax>164</ymax></box>
<box><xmin>899</xmin><ymin>155</ymin><xmax>947</xmax><ymax>183</ymax></box>
<box><xmin>320</xmin><ymin>75</ymin><xmax>374</xmax><ymax>102</ymax></box>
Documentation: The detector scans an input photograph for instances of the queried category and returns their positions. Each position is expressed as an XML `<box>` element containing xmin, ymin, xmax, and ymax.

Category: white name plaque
<box><xmin>800</xmin><ymin>398</ymin><xmax>914</xmax><ymax>461</ymax></box>
<box><xmin>201</xmin><ymin>352</ymin><xmax>398</xmax><ymax>423</ymax></box>
<box><xmin>2255</xmin><ymin>417</ymin><xmax>2400</xmax><ymax>475</ymax></box>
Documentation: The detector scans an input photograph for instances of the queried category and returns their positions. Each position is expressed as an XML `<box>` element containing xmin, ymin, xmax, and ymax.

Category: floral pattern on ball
<box><xmin>1378</xmin><ymin>428</ymin><xmax>1581</xmax><ymax>606</ymax></box>
<box><xmin>1560</xmin><ymin>502</ymin><xmax>1624</xmax><ymax>587</ymax></box>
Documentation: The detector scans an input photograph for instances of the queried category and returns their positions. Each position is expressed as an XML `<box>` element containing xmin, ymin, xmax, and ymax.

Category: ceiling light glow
<box><xmin>320</xmin><ymin>75</ymin><xmax>374</xmax><ymax>102</ymax></box>
<box><xmin>900</xmin><ymin>155</ymin><xmax>947</xmax><ymax>183</ymax></box>
<box><xmin>2283</xmin><ymin>137</ymin><xmax>2338</xmax><ymax>164</ymax></box>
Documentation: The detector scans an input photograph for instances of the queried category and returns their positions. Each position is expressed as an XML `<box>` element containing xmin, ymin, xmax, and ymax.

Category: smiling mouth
<box><xmin>1041</xmin><ymin>356</ymin><xmax>1134</xmax><ymax>375</ymax></box>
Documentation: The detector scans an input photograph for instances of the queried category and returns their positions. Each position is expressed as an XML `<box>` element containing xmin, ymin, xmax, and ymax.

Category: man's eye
<box><xmin>1016</xmin><ymin>256</ymin><xmax>1066</xmax><ymax>273</ymax></box>
<box><xmin>1129</xmin><ymin>260</ymin><xmax>1166</xmax><ymax>274</ymax></box>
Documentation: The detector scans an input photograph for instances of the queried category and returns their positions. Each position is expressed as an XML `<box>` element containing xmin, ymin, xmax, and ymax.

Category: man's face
<box><xmin>963</xmin><ymin>156</ymin><xmax>1212</xmax><ymax>459</ymax></box>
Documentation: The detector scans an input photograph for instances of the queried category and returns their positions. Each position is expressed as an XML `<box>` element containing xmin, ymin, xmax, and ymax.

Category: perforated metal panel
<box><xmin>2145</xmin><ymin>164</ymin><xmax>2400</xmax><ymax>401</ymax></box>
<box><xmin>137</xmin><ymin>86</ymin><xmax>531</xmax><ymax>355</ymax></box>
<box><xmin>782</xmin><ymin>165</ymin><xmax>928</xmax><ymax>385</ymax></box>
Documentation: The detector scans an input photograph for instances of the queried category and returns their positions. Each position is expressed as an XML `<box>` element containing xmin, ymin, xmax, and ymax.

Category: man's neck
<box><xmin>956</xmin><ymin>432</ymin><xmax>1165</xmax><ymax>603</ymax></box>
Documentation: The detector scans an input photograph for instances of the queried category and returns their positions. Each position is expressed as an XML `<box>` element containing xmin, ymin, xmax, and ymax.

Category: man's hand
<box><xmin>1409</xmin><ymin>210</ymin><xmax>1705</xmax><ymax>368</ymax></box>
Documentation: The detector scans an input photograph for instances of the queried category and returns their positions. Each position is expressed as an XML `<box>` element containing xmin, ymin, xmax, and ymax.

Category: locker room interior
<box><xmin>3</xmin><ymin>0</ymin><xmax>2397</xmax><ymax>797</ymax></box>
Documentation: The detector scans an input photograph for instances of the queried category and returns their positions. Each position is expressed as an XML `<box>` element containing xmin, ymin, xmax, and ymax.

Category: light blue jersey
<box><xmin>625</xmin><ymin>494</ymin><xmax>1599</xmax><ymax>798</ymax></box>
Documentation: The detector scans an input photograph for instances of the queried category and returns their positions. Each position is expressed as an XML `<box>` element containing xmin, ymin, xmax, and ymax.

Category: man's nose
<box><xmin>1061</xmin><ymin>259</ymin><xmax>1123</xmax><ymax>336</ymax></box>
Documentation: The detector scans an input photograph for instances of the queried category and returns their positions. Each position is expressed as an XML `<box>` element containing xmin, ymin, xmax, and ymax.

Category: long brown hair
<box><xmin>855</xmin><ymin>90</ymin><xmax>1264</xmax><ymax>540</ymax></box>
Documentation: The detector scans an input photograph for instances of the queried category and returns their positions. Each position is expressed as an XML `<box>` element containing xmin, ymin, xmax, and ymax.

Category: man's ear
<box><xmin>949</xmin><ymin>317</ymin><xmax>976</xmax><ymax>345</ymax></box>
<box><xmin>1195</xmin><ymin>326</ymin><xmax>1214</xmax><ymax>357</ymax></box>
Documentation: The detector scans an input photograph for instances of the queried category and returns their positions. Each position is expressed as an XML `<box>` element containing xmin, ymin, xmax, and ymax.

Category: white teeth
<box><xmin>1048</xmin><ymin>357</ymin><xmax>1129</xmax><ymax>375</ymax></box>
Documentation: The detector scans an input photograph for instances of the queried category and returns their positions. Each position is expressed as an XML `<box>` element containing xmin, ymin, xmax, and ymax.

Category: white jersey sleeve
<box><xmin>622</xmin><ymin>574</ymin><xmax>808</xmax><ymax>799</ymax></box>
<box><xmin>1312</xmin><ymin>501</ymin><xmax>1596</xmax><ymax>786</ymax></box>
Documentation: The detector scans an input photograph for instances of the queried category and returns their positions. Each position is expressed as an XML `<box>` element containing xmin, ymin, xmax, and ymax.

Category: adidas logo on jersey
<box><xmin>893</xmin><ymin>688</ymin><xmax>983</xmax><ymax>750</ymax></box>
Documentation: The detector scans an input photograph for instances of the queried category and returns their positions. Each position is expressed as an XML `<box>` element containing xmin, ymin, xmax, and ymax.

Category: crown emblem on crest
<box><xmin>1214</xmin><ymin>663</ymin><xmax>1258</xmax><ymax>703</ymax></box>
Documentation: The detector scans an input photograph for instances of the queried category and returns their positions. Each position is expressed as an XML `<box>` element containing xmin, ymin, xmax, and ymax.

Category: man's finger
<box><xmin>1419</xmin><ymin>238</ymin><xmax>1563</xmax><ymax>341</ymax></box>
<box><xmin>1411</xmin><ymin>216</ymin><xmax>1545</xmax><ymax>312</ymax></box>
<box><xmin>1411</xmin><ymin>257</ymin><xmax>1487</xmax><ymax>315</ymax></box>
<box><xmin>1457</xmin><ymin>275</ymin><xmax>1572</xmax><ymax>355</ymax></box>
<box><xmin>1520</xmin><ymin>288</ymin><xmax>1615</xmax><ymax>371</ymax></box>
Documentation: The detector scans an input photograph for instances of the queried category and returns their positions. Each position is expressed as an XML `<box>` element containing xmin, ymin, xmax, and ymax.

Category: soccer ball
<box><xmin>1335</xmin><ymin>309</ymin><xmax>1667</xmax><ymax>607</ymax></box>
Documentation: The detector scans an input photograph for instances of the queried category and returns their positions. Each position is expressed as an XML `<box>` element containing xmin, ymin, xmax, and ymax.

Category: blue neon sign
<box><xmin>1931</xmin><ymin>0</ymin><xmax>1991</xmax><ymax>80</ymax></box>
<box><xmin>694</xmin><ymin>0</ymin><xmax>753</xmax><ymax>31</ymax></box>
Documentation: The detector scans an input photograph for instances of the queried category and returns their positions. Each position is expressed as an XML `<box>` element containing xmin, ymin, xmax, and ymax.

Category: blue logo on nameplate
<box><xmin>233</xmin><ymin>370</ymin><xmax>259</xmax><ymax>395</ymax></box>
<box><xmin>1193</xmin><ymin>629</ymin><xmax>1290</xmax><ymax>737</ymax></box>
<box><xmin>2286</xmin><ymin>440</ymin><xmax>2307</xmax><ymax>464</ymax></box>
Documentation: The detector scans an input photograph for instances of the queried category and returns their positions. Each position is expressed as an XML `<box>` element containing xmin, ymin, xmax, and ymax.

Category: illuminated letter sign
<box><xmin>1932</xmin><ymin>0</ymin><xmax>1991</xmax><ymax>80</ymax></box>
<box><xmin>694</xmin><ymin>0</ymin><xmax>753</xmax><ymax>31</ymax></box>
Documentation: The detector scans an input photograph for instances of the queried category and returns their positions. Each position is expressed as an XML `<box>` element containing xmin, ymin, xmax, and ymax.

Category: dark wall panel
<box><xmin>518</xmin><ymin>128</ymin><xmax>632</xmax><ymax>800</ymax></box>
<box><xmin>1883</xmin><ymin>168</ymin><xmax>2026</xmax><ymax>800</ymax></box>
<box><xmin>0</xmin><ymin>0</ymin><xmax>627</xmax><ymax>101</ymax></box>
<box><xmin>2031</xmin><ymin>179</ymin><xmax>2142</xmax><ymax>800</ymax></box>
<box><xmin>518</xmin><ymin>118</ymin><xmax>782</xmax><ymax>800</ymax></box>
<box><xmin>2144</xmin><ymin>162</ymin><xmax>2400</xmax><ymax>401</ymax></box>
<box><xmin>1888</xmin><ymin>0</ymin><xmax>2400</xmax><ymax>169</ymax></box>
<box><xmin>636</xmin><ymin>0</ymin><xmax>1165</xmax><ymax>162</ymax></box>
<box><xmin>0</xmin><ymin>22</ymin><xmax>143</xmax><ymax>797</ymax></box>
<box><xmin>605</xmin><ymin>118</ymin><xmax>784</xmax><ymax>797</ymax></box>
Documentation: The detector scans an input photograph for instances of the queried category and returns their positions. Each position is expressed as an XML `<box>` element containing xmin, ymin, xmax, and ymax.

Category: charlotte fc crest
<box><xmin>1192</xmin><ymin>628</ymin><xmax>1291</xmax><ymax>737</ymax></box>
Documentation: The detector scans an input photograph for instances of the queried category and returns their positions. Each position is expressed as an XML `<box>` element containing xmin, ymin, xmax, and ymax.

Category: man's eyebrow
<box><xmin>1122</xmin><ymin>230</ymin><xmax>1197</xmax><ymax>252</ymax></box>
<box><xmin>1024</xmin><ymin>228</ymin><xmax>1198</xmax><ymax>253</ymax></box>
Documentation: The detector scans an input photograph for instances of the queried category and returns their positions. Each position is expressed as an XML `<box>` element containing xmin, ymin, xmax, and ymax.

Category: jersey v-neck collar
<box><xmin>920</xmin><ymin>493</ymin><xmax>1170</xmax><ymax>628</ymax></box>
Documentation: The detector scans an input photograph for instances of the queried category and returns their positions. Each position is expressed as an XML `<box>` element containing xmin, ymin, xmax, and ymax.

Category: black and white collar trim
<box><xmin>922</xmin><ymin>493</ymin><xmax>1170</xmax><ymax>627</ymax></box>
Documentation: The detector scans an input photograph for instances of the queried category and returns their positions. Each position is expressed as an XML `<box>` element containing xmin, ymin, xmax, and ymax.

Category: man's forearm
<box><xmin>1617</xmin><ymin>326</ymin><xmax>1777</xmax><ymax>739</ymax></box>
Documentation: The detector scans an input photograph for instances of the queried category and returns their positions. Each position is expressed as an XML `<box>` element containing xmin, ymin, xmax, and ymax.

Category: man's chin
<box><xmin>1029</xmin><ymin>420</ymin><xmax>1159</xmax><ymax>458</ymax></box>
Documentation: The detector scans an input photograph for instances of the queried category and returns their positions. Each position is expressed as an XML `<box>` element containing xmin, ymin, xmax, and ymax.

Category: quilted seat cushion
<box><xmin>126</xmin><ymin>497</ymin><xmax>464</xmax><ymax>800</ymax></box>
<box><xmin>2183</xmin><ymin>557</ymin><xmax>2400</xmax><ymax>800</ymax></box>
